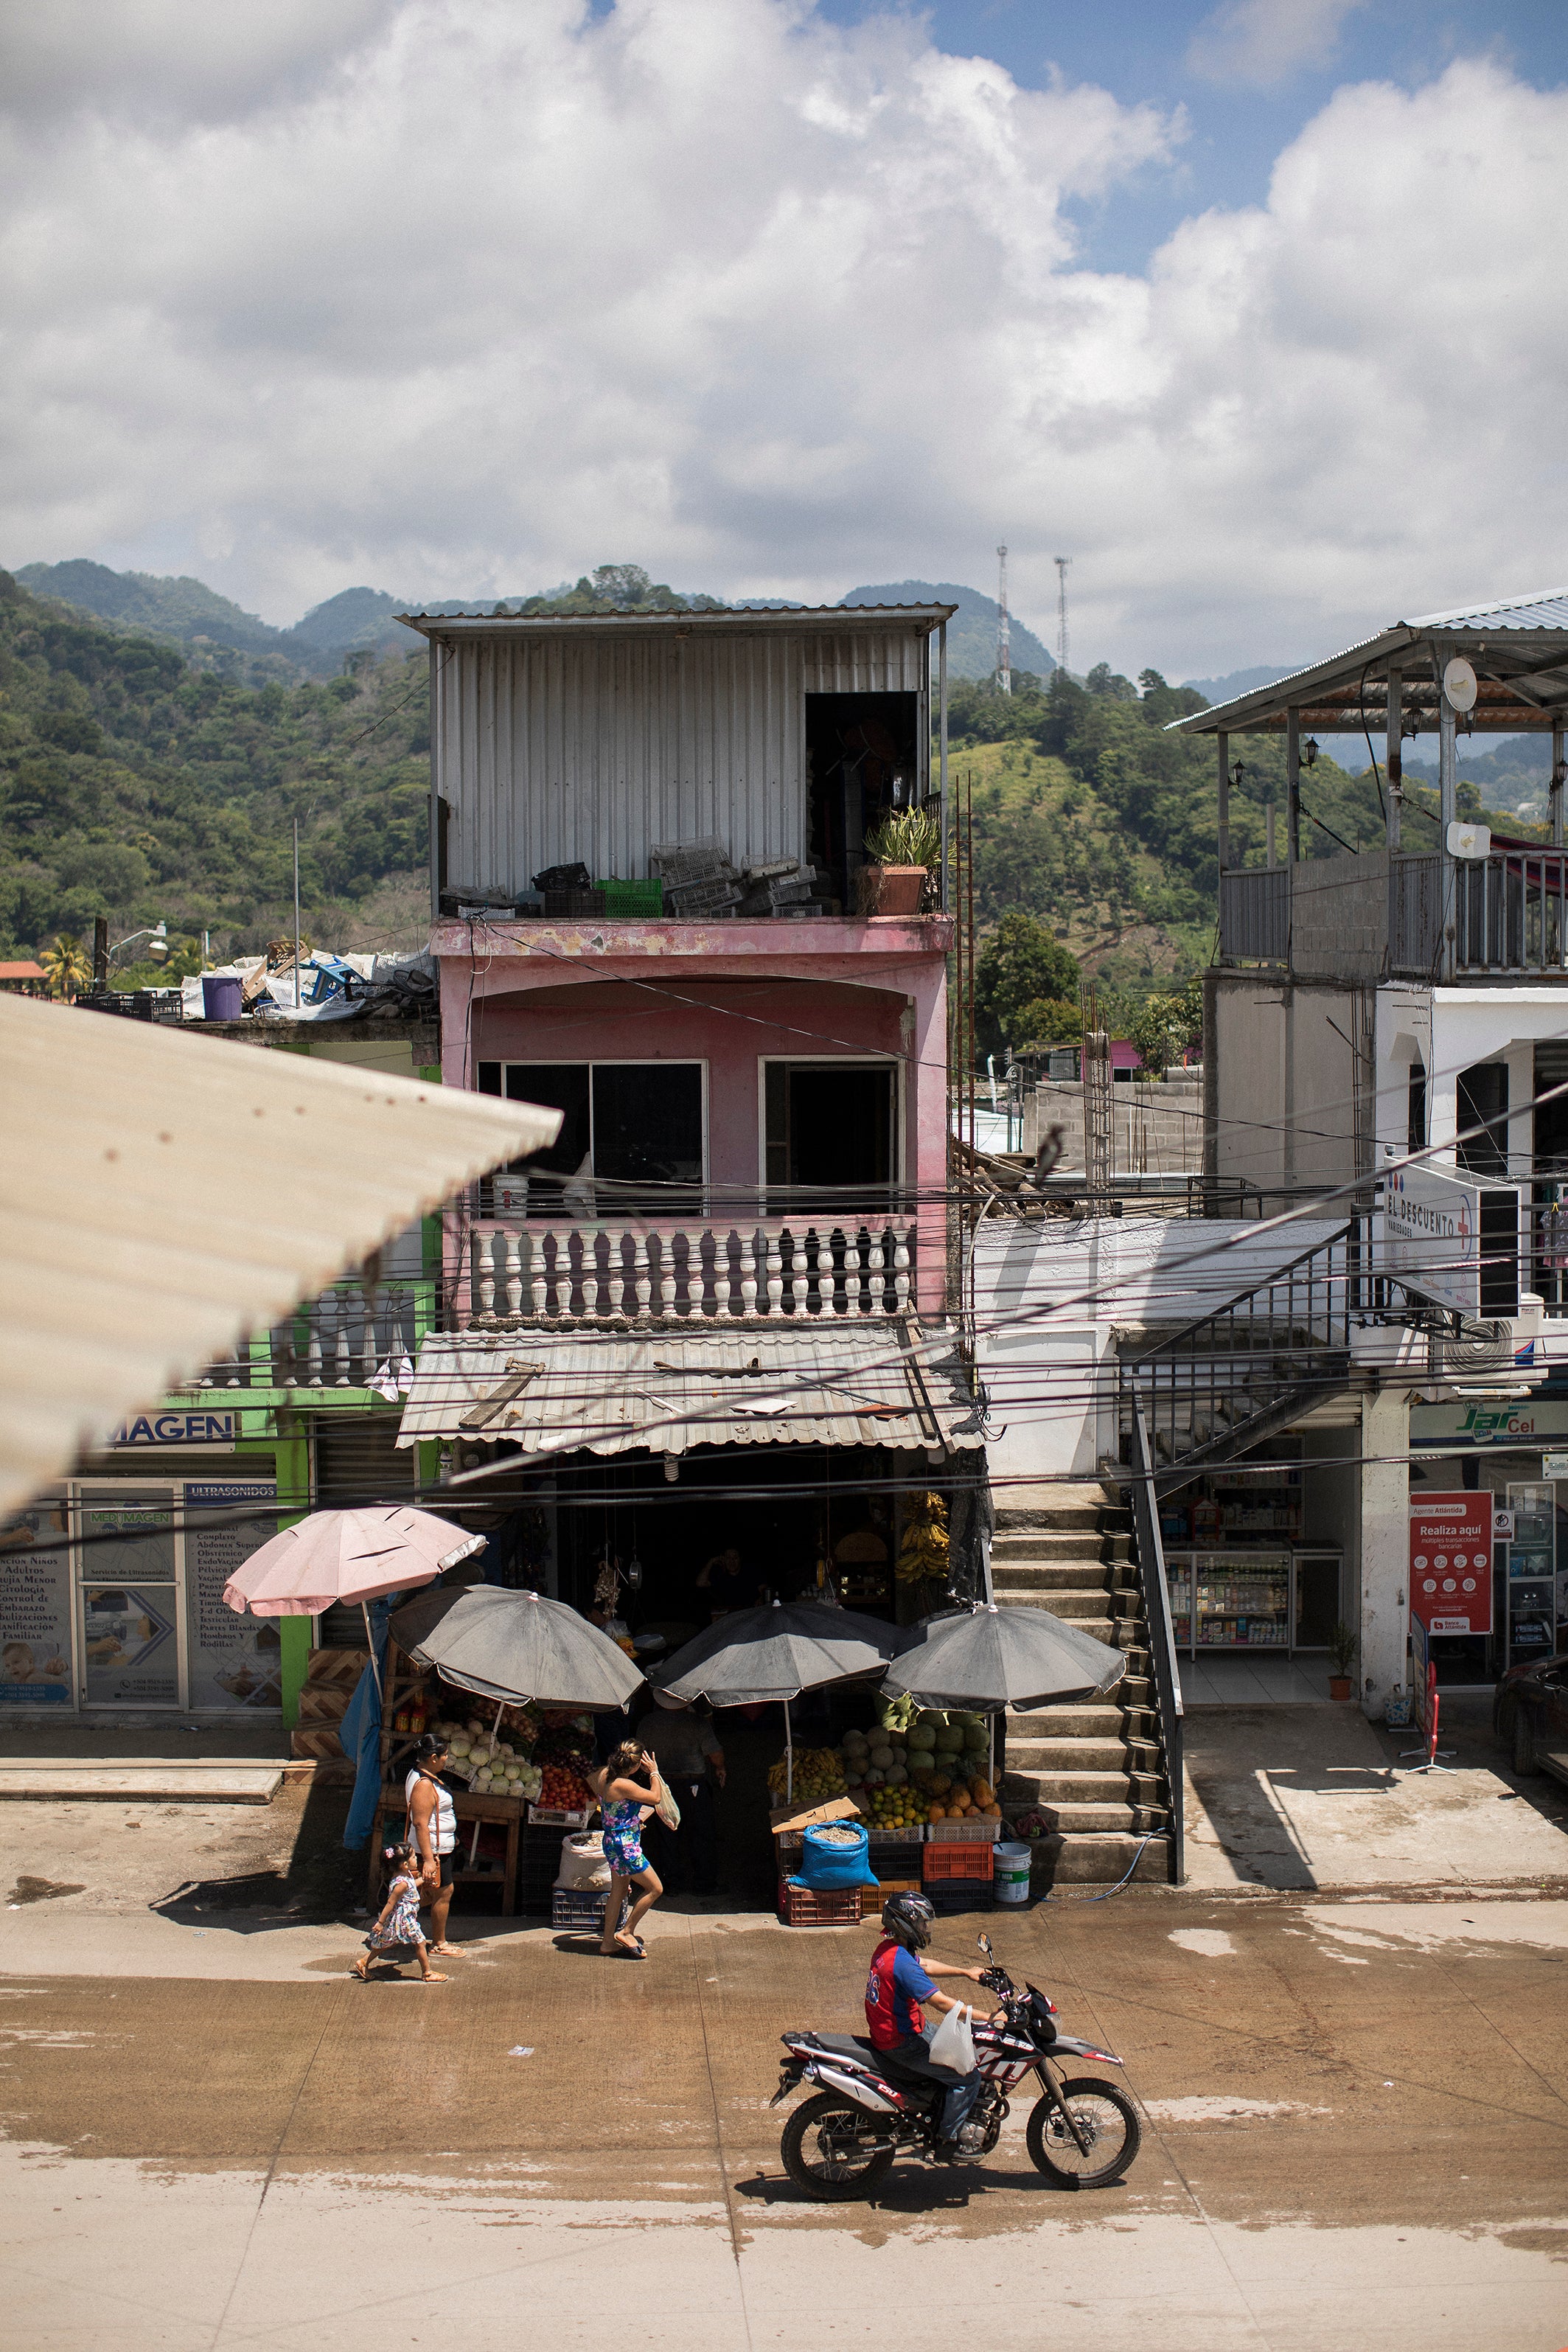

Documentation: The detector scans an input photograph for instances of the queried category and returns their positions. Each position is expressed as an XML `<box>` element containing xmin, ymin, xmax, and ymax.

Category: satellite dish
<box><xmin>1443</xmin><ymin>656</ymin><xmax>1478</xmax><ymax>713</ymax></box>
<box><xmin>1446</xmin><ymin>821</ymin><xmax>1491</xmax><ymax>861</ymax></box>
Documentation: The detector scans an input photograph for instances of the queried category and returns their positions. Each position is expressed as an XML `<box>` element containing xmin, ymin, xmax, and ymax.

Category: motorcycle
<box><xmin>771</xmin><ymin>1932</ymin><xmax>1140</xmax><ymax>2201</ymax></box>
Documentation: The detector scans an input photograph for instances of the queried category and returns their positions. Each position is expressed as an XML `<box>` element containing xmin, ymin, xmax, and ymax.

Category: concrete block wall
<box><xmin>1028</xmin><ymin>1080</ymin><xmax>1204</xmax><ymax>1175</ymax></box>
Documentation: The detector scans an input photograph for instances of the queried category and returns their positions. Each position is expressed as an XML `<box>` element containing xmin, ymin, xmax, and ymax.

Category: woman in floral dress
<box><xmin>592</xmin><ymin>1742</ymin><xmax>665</xmax><ymax>1959</ymax></box>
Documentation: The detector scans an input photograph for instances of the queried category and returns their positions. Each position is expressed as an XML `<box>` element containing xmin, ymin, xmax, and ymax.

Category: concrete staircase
<box><xmin>994</xmin><ymin>1489</ymin><xmax>1174</xmax><ymax>1885</ymax></box>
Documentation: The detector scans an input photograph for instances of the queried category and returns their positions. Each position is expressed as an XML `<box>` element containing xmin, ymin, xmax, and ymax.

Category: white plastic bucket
<box><xmin>994</xmin><ymin>1841</ymin><xmax>1031</xmax><ymax>1904</ymax></box>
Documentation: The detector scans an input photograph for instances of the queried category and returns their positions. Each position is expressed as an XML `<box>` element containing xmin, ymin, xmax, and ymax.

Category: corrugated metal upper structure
<box><xmin>397</xmin><ymin>1325</ymin><xmax>983</xmax><ymax>1458</ymax></box>
<box><xmin>0</xmin><ymin>995</ymin><xmax>562</xmax><ymax>1516</ymax></box>
<box><xmin>1172</xmin><ymin>584</ymin><xmax>1568</xmax><ymax>736</ymax></box>
<box><xmin>405</xmin><ymin>602</ymin><xmax>956</xmax><ymax>897</ymax></box>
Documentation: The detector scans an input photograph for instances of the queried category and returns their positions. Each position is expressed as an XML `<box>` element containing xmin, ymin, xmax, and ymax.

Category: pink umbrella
<box><xmin>223</xmin><ymin>1506</ymin><xmax>487</xmax><ymax>1691</ymax></box>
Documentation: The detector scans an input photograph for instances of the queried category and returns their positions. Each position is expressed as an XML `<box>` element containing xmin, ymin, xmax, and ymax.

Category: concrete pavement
<box><xmin>3</xmin><ymin>1887</ymin><xmax>1566</xmax><ymax>2351</ymax></box>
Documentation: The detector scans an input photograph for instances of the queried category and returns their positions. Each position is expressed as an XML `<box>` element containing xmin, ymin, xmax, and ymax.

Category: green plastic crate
<box><xmin>595</xmin><ymin>877</ymin><xmax>663</xmax><ymax>916</ymax></box>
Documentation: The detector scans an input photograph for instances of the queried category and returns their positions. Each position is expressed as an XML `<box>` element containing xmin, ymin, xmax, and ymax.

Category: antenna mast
<box><xmin>996</xmin><ymin>544</ymin><xmax>1011</xmax><ymax>696</ymax></box>
<box><xmin>1053</xmin><ymin>555</ymin><xmax>1070</xmax><ymax>675</ymax></box>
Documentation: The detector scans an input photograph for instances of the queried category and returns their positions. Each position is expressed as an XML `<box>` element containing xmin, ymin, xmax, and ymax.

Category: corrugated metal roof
<box><xmin>1407</xmin><ymin>586</ymin><xmax>1568</xmax><ymax>631</ymax></box>
<box><xmin>1171</xmin><ymin>585</ymin><xmax>1568</xmax><ymax>736</ymax></box>
<box><xmin>0</xmin><ymin>998</ymin><xmax>562</xmax><ymax>1515</ymax></box>
<box><xmin>402</xmin><ymin>603</ymin><xmax>955</xmax><ymax>636</ymax></box>
<box><xmin>397</xmin><ymin>1326</ymin><xmax>983</xmax><ymax>1457</ymax></box>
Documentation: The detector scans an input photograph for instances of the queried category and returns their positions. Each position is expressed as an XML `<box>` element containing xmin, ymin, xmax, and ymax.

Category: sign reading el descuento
<box><xmin>1408</xmin><ymin>1492</ymin><xmax>1494</xmax><ymax>1635</ymax></box>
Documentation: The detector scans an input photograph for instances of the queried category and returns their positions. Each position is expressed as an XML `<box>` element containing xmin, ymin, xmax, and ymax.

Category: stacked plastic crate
<box><xmin>922</xmin><ymin>1815</ymin><xmax>1000</xmax><ymax>1915</ymax></box>
<box><xmin>650</xmin><ymin>838</ymin><xmax>745</xmax><ymax>919</ymax></box>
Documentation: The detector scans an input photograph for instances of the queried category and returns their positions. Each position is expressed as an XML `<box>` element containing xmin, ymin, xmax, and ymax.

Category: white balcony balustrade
<box><xmin>199</xmin><ymin>1280</ymin><xmax>426</xmax><ymax>1390</ymax></box>
<box><xmin>466</xmin><ymin>1216</ymin><xmax>916</xmax><ymax>1325</ymax></box>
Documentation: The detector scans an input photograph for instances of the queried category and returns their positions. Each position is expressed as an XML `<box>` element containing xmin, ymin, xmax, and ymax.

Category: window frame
<box><xmin>475</xmin><ymin>1057</ymin><xmax>710</xmax><ymax>1215</ymax></box>
<box><xmin>756</xmin><ymin>1054</ymin><xmax>904</xmax><ymax>1200</ymax></box>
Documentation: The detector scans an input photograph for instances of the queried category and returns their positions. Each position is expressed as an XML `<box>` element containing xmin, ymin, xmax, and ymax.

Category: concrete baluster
<box><xmin>892</xmin><ymin>1220</ymin><xmax>912</xmax><ymax>1315</ymax></box>
<box><xmin>714</xmin><ymin>1231</ymin><xmax>734</xmax><ymax>1320</ymax></box>
<box><xmin>866</xmin><ymin>1225</ymin><xmax>888</xmax><ymax>1315</ymax></box>
<box><xmin>504</xmin><ymin>1231</ymin><xmax>523</xmax><ymax>1318</ymax></box>
<box><xmin>306</xmin><ymin>1315</ymin><xmax>324</xmax><ymax>1387</ymax></box>
<box><xmin>766</xmin><ymin>1227</ymin><xmax>784</xmax><ymax>1317</ymax></box>
<box><xmin>815</xmin><ymin>1228</ymin><xmax>834</xmax><ymax>1317</ymax></box>
<box><xmin>657</xmin><ymin>1232</ymin><xmax>677</xmax><ymax>1318</ymax></box>
<box><xmin>633</xmin><ymin>1232</ymin><xmax>652</xmax><ymax>1320</ymax></box>
<box><xmin>739</xmin><ymin>1231</ymin><xmax>759</xmax><ymax>1319</ymax></box>
<box><xmin>473</xmin><ymin>1231</ymin><xmax>495</xmax><ymax>1319</ymax></box>
<box><xmin>526</xmin><ymin>1231</ymin><xmax>545</xmax><ymax>1318</ymax></box>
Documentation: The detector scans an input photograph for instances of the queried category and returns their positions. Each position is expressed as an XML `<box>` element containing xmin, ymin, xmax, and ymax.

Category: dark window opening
<box><xmin>1456</xmin><ymin>1060</ymin><xmax>1508</xmax><ymax>1177</ymax></box>
<box><xmin>806</xmin><ymin>692</ymin><xmax>921</xmax><ymax>914</ymax></box>
<box><xmin>477</xmin><ymin>1061</ymin><xmax>702</xmax><ymax>1214</ymax></box>
<box><xmin>1407</xmin><ymin>1062</ymin><xmax>1426</xmax><ymax>1155</ymax></box>
<box><xmin>765</xmin><ymin>1062</ymin><xmax>897</xmax><ymax>1208</ymax></box>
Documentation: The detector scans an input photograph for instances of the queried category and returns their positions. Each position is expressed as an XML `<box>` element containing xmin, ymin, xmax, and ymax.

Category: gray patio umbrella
<box><xmin>655</xmin><ymin>1598</ymin><xmax>905</xmax><ymax>1800</ymax></box>
<box><xmin>394</xmin><ymin>1585</ymin><xmax>644</xmax><ymax>1712</ymax></box>
<box><xmin>880</xmin><ymin>1601</ymin><xmax>1125</xmax><ymax>1714</ymax></box>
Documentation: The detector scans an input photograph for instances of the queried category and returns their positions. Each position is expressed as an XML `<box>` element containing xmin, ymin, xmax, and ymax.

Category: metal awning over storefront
<box><xmin>397</xmin><ymin>1326</ymin><xmax>986</xmax><ymax>1459</ymax></box>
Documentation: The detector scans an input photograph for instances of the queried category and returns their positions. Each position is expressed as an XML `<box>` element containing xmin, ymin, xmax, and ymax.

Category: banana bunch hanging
<box><xmin>896</xmin><ymin>1492</ymin><xmax>950</xmax><ymax>1585</ymax></box>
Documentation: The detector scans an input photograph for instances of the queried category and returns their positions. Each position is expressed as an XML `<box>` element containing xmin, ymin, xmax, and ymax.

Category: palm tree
<box><xmin>41</xmin><ymin>934</ymin><xmax>92</xmax><ymax>1000</ymax></box>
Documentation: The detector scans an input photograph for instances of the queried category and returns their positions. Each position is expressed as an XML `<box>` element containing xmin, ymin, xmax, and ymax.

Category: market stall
<box><xmin>370</xmin><ymin>1583</ymin><xmax>641</xmax><ymax>1921</ymax></box>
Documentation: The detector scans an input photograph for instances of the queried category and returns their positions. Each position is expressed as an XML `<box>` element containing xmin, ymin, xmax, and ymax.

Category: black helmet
<box><xmin>881</xmin><ymin>1891</ymin><xmax>935</xmax><ymax>1950</ymax></box>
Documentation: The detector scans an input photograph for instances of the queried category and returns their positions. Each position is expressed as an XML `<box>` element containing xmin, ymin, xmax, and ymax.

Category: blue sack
<box><xmin>795</xmin><ymin>1821</ymin><xmax>874</xmax><ymax>1890</ymax></box>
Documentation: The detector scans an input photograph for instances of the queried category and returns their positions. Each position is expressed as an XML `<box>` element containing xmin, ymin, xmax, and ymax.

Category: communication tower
<box><xmin>996</xmin><ymin>544</ymin><xmax>1011</xmax><ymax>696</ymax></box>
<box><xmin>1054</xmin><ymin>555</ymin><xmax>1070</xmax><ymax>675</ymax></box>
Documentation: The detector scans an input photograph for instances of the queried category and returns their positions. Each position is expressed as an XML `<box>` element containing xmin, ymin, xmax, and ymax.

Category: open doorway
<box><xmin>764</xmin><ymin>1060</ymin><xmax>898</xmax><ymax>1205</ymax></box>
<box><xmin>806</xmin><ymin>693</ymin><xmax>921</xmax><ymax>912</ymax></box>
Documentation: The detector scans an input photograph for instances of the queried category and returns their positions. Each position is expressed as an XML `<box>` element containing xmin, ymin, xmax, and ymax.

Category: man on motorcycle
<box><xmin>865</xmin><ymin>1891</ymin><xmax>1003</xmax><ymax>2154</ymax></box>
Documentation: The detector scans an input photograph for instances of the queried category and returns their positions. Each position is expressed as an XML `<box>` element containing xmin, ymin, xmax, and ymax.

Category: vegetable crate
<box><xmin>530</xmin><ymin>1805</ymin><xmax>592</xmax><ymax>1829</ymax></box>
<box><xmin>870</xmin><ymin>1878</ymin><xmax>920</xmax><ymax>1899</ymax></box>
<box><xmin>776</xmin><ymin>1877</ymin><xmax>865</xmax><ymax>1928</ymax></box>
<box><xmin>923</xmin><ymin>1843</ymin><xmax>994</xmax><ymax>1882</ymax></box>
<box><xmin>927</xmin><ymin>1817</ymin><xmax>1003</xmax><ymax>1842</ymax></box>
<box><xmin>925</xmin><ymin>1880</ymin><xmax>995</xmax><ymax>1915</ymax></box>
<box><xmin>550</xmin><ymin>1887</ymin><xmax>631</xmax><ymax>1934</ymax></box>
<box><xmin>595</xmin><ymin>877</ymin><xmax>663</xmax><ymax>916</ymax></box>
<box><xmin>865</xmin><ymin>1823</ymin><xmax>925</xmax><ymax>1845</ymax></box>
<box><xmin>865</xmin><ymin>1842</ymin><xmax>925</xmax><ymax>1882</ymax></box>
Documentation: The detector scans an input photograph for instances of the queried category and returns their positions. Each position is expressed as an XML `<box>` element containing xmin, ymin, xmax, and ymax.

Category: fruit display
<box><xmin>765</xmin><ymin>1747</ymin><xmax>846</xmax><ymax>1805</ymax></box>
<box><xmin>837</xmin><ymin>1707</ymin><xmax>1000</xmax><ymax>1823</ymax></box>
<box><xmin>535</xmin><ymin>1762</ymin><xmax>592</xmax><ymax>1811</ymax></box>
<box><xmin>896</xmin><ymin>1492</ymin><xmax>950</xmax><ymax>1586</ymax></box>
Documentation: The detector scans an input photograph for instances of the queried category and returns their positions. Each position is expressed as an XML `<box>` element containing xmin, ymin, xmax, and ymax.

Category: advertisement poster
<box><xmin>77</xmin><ymin>1491</ymin><xmax>178</xmax><ymax>1706</ymax></box>
<box><xmin>0</xmin><ymin>1496</ymin><xmax>74</xmax><ymax>1704</ymax></box>
<box><xmin>185</xmin><ymin>1484</ymin><xmax>282</xmax><ymax>1711</ymax></box>
<box><xmin>1408</xmin><ymin>1492</ymin><xmax>1494</xmax><ymax>1636</ymax></box>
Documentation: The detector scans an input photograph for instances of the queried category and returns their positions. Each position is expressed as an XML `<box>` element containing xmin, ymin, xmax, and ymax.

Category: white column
<box><xmin>1359</xmin><ymin>1385</ymin><xmax>1410</xmax><ymax>1721</ymax></box>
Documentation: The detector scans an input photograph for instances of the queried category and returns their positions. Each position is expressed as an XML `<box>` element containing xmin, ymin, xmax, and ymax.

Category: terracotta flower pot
<box><xmin>1328</xmin><ymin>1675</ymin><xmax>1353</xmax><ymax>1701</ymax></box>
<box><xmin>857</xmin><ymin>863</ymin><xmax>927</xmax><ymax>916</ymax></box>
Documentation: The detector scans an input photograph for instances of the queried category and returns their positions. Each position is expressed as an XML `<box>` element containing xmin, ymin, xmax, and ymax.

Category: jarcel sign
<box><xmin>1408</xmin><ymin>1491</ymin><xmax>1494</xmax><ymax>1636</ymax></box>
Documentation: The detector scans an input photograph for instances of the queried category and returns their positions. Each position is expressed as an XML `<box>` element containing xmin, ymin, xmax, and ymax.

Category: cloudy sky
<box><xmin>2</xmin><ymin>0</ymin><xmax>1566</xmax><ymax>676</ymax></box>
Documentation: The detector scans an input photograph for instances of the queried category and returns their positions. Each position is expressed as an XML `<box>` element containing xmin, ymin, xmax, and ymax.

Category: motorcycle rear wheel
<box><xmin>1027</xmin><ymin>2079</ymin><xmax>1140</xmax><ymax>2189</ymax></box>
<box><xmin>781</xmin><ymin>2092</ymin><xmax>896</xmax><ymax>2202</ymax></box>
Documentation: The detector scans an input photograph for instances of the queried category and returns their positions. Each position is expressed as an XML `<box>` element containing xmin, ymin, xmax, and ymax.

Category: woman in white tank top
<box><xmin>405</xmin><ymin>1733</ymin><xmax>461</xmax><ymax>1957</ymax></box>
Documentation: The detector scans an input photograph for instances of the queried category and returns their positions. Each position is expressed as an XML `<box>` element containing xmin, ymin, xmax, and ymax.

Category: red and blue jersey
<box><xmin>865</xmin><ymin>1936</ymin><xmax>936</xmax><ymax>2049</ymax></box>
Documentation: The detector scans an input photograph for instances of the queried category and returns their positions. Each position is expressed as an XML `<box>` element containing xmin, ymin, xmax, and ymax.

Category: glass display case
<box><xmin>1163</xmin><ymin>1551</ymin><xmax>1306</xmax><ymax>1651</ymax></box>
<box><xmin>1506</xmin><ymin>1481</ymin><xmax>1556</xmax><ymax>1670</ymax></box>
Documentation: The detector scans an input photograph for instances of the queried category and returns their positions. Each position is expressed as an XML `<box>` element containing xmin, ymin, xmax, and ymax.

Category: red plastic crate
<box><xmin>777</xmin><ymin>1876</ymin><xmax>865</xmax><ymax>1927</ymax></box>
<box><xmin>922</xmin><ymin>1843</ymin><xmax>994</xmax><ymax>1882</ymax></box>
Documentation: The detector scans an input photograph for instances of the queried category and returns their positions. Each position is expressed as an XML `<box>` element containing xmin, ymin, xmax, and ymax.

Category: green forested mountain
<box><xmin>843</xmin><ymin>580</ymin><xmax>1055</xmax><ymax>681</ymax></box>
<box><xmin>1</xmin><ymin>562</ymin><xmax>1532</xmax><ymax>999</ymax></box>
<box><xmin>0</xmin><ymin>571</ymin><xmax>431</xmax><ymax>969</ymax></box>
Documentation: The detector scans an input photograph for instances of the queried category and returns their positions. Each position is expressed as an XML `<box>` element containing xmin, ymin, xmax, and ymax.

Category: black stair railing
<box><xmin>1127</xmin><ymin>1398</ymin><xmax>1184</xmax><ymax>1886</ymax></box>
<box><xmin>1119</xmin><ymin>1222</ymin><xmax>1356</xmax><ymax>1483</ymax></box>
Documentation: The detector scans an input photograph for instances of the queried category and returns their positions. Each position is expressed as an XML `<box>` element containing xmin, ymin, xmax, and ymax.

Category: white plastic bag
<box><xmin>557</xmin><ymin>1831</ymin><xmax>610</xmax><ymax>1891</ymax></box>
<box><xmin>927</xmin><ymin>2003</ymin><xmax>978</xmax><ymax>2076</ymax></box>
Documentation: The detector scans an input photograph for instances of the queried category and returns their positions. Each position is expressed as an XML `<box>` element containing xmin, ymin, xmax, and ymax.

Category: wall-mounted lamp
<box><xmin>1303</xmin><ymin>738</ymin><xmax>1320</xmax><ymax>769</ymax></box>
<box><xmin>1230</xmin><ymin>759</ymin><xmax>1245</xmax><ymax>787</ymax></box>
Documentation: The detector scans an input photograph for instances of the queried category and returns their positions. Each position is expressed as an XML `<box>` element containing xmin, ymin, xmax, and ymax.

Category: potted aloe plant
<box><xmin>857</xmin><ymin>807</ymin><xmax>940</xmax><ymax>916</ymax></box>
<box><xmin>1328</xmin><ymin>1621</ymin><xmax>1358</xmax><ymax>1702</ymax></box>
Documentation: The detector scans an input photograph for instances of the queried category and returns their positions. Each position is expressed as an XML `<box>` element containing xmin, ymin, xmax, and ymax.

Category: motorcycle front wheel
<box><xmin>1027</xmin><ymin>2079</ymin><xmax>1140</xmax><ymax>2190</ymax></box>
<box><xmin>780</xmin><ymin>2092</ymin><xmax>896</xmax><ymax>2202</ymax></box>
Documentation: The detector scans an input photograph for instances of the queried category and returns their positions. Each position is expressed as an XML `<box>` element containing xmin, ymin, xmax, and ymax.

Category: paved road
<box><xmin>3</xmin><ymin>1888</ymin><xmax>1566</xmax><ymax>2351</ymax></box>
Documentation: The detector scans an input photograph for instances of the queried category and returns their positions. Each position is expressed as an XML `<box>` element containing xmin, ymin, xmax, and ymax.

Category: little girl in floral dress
<box><xmin>353</xmin><ymin>1843</ymin><xmax>447</xmax><ymax>1983</ymax></box>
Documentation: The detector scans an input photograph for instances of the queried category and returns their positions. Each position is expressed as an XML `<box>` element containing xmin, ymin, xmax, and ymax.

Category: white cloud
<box><xmin>0</xmin><ymin>0</ymin><xmax>401</xmax><ymax>125</ymax></box>
<box><xmin>1187</xmin><ymin>0</ymin><xmax>1365</xmax><ymax>90</ymax></box>
<box><xmin>0</xmin><ymin>3</ymin><xmax>1564</xmax><ymax>680</ymax></box>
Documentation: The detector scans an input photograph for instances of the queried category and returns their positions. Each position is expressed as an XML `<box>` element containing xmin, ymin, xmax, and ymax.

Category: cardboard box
<box><xmin>767</xmin><ymin>1793</ymin><xmax>863</xmax><ymax>1837</ymax></box>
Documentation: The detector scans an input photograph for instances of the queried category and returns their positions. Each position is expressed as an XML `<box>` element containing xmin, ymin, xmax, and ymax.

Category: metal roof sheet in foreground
<box><xmin>397</xmin><ymin>1325</ymin><xmax>984</xmax><ymax>1458</ymax></box>
<box><xmin>0</xmin><ymin>997</ymin><xmax>561</xmax><ymax>1516</ymax></box>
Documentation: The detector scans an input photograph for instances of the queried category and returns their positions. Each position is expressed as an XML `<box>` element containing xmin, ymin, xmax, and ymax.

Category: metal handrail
<box><xmin>1128</xmin><ymin>1398</ymin><xmax>1184</xmax><ymax>1887</ymax></box>
<box><xmin>1121</xmin><ymin>1221</ymin><xmax>1356</xmax><ymax>1478</ymax></box>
